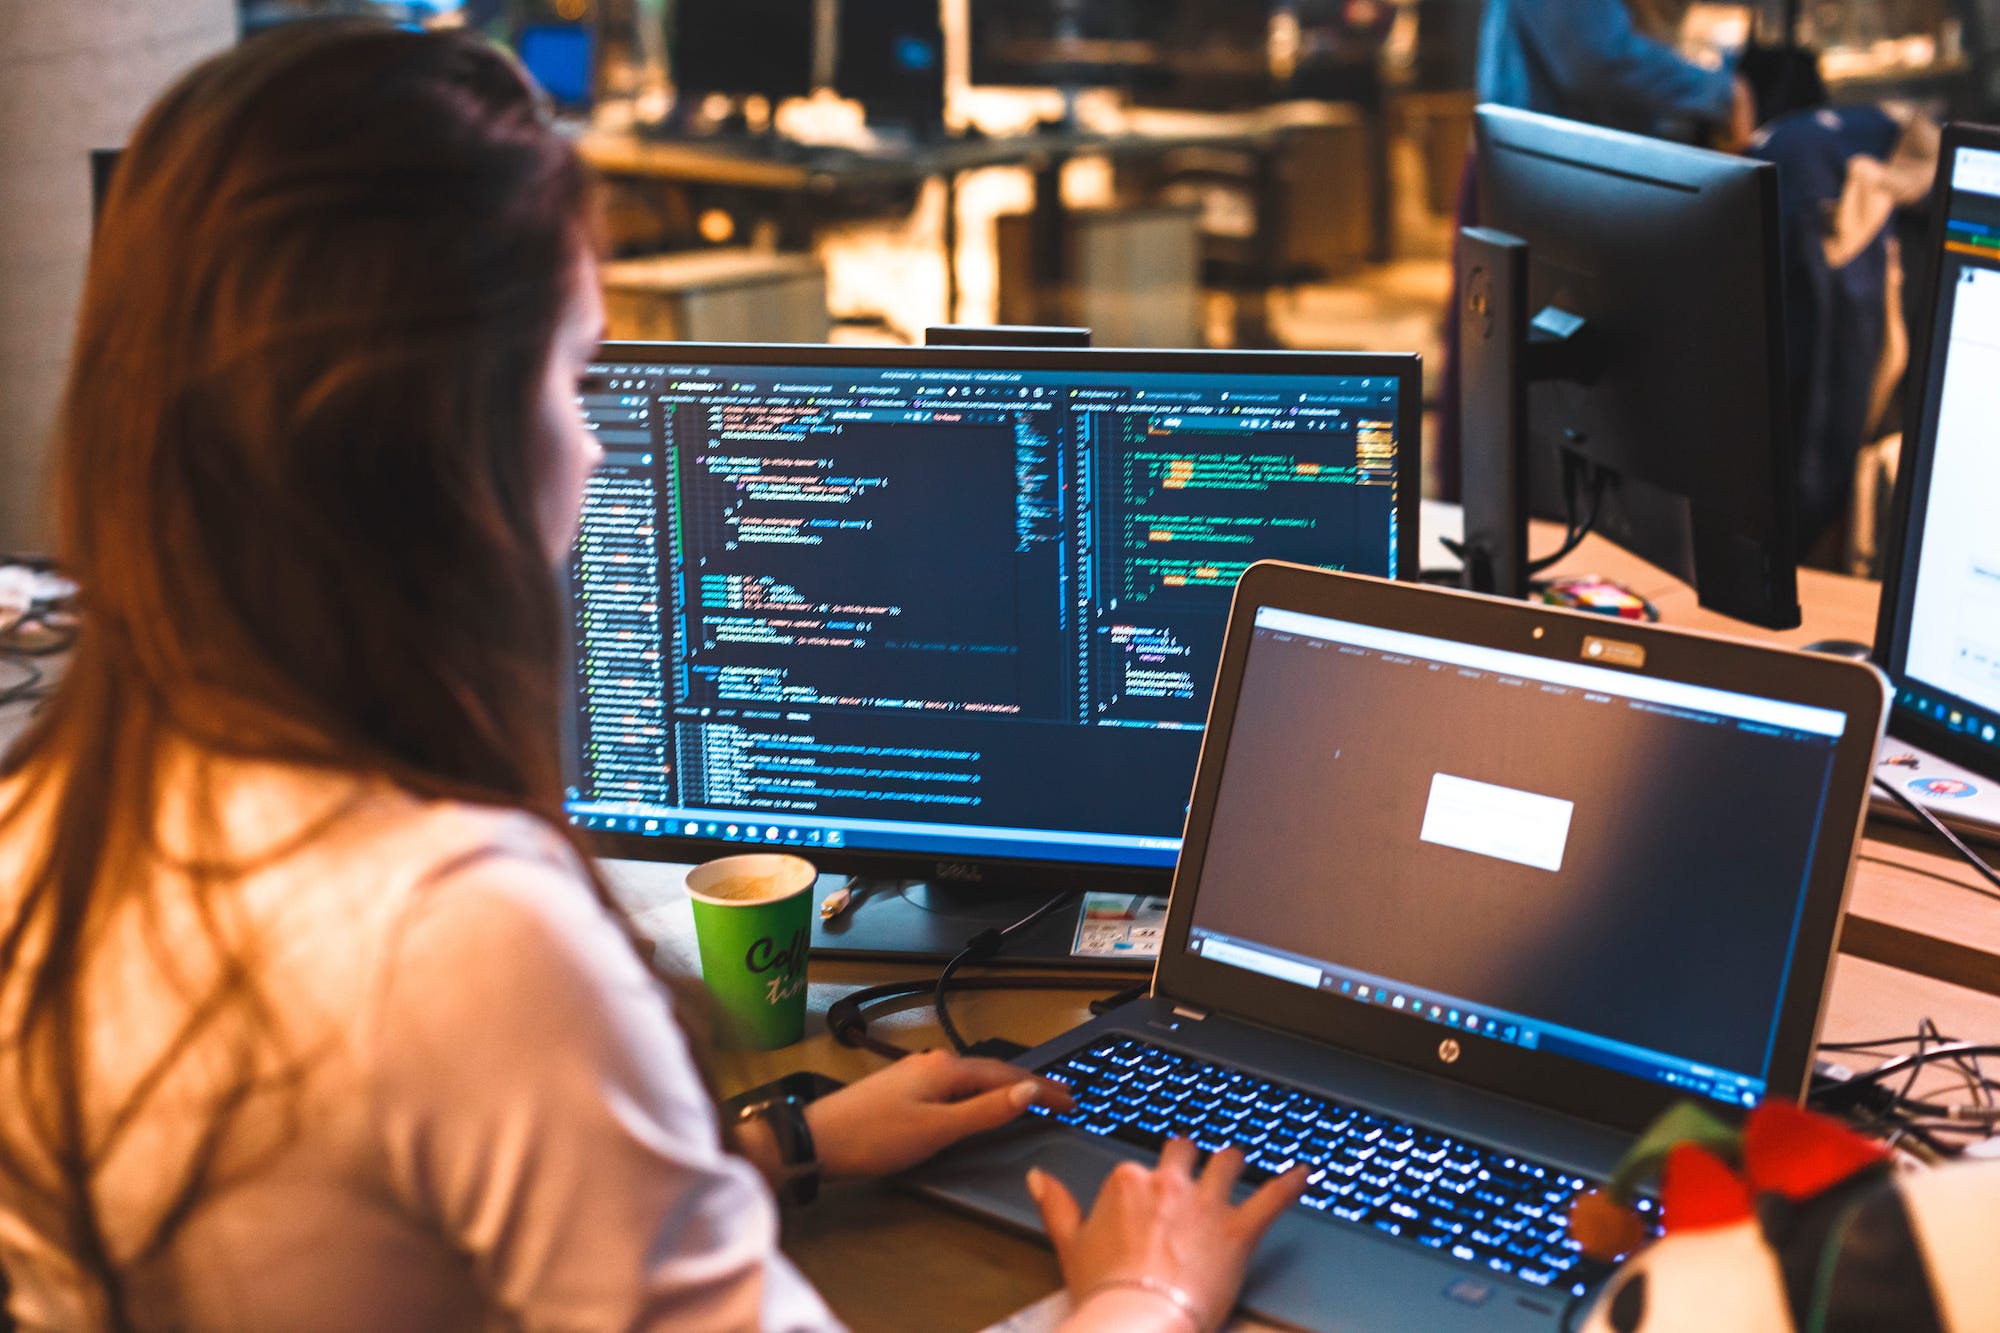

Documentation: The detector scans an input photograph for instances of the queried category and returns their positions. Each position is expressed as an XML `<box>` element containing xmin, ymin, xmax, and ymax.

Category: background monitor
<box><xmin>568</xmin><ymin>343</ymin><xmax>1419</xmax><ymax>962</ymax></box>
<box><xmin>672</xmin><ymin>0</ymin><xmax>816</xmax><ymax>101</ymax></box>
<box><xmin>1875</xmin><ymin>122</ymin><xmax>2000</xmax><ymax>780</ymax></box>
<box><xmin>833</xmin><ymin>0</ymin><xmax>946</xmax><ymax>135</ymax></box>
<box><xmin>1127</xmin><ymin>0</ymin><xmax>1273</xmax><ymax>111</ymax></box>
<box><xmin>1460</xmin><ymin>105</ymin><xmax>1801</xmax><ymax>630</ymax></box>
<box><xmin>517</xmin><ymin>23</ymin><xmax>595</xmax><ymax>111</ymax></box>
<box><xmin>967</xmin><ymin>0</ymin><xmax>1169</xmax><ymax>91</ymax></box>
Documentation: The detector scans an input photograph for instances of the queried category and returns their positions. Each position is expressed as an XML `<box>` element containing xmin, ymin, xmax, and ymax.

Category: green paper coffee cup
<box><xmin>686</xmin><ymin>854</ymin><xmax>817</xmax><ymax>1049</ymax></box>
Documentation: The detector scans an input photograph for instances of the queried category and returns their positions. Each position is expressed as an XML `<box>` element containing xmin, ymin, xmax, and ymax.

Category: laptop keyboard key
<box><xmin>1033</xmin><ymin>1035</ymin><xmax>1659</xmax><ymax>1289</ymax></box>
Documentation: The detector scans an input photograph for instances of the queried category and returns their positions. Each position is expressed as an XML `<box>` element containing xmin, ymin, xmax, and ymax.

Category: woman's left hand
<box><xmin>801</xmin><ymin>1048</ymin><xmax>1076</xmax><ymax>1178</ymax></box>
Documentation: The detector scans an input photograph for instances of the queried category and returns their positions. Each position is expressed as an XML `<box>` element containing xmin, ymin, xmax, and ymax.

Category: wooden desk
<box><xmin>602</xmin><ymin>840</ymin><xmax>2000</xmax><ymax>1332</ymax></box>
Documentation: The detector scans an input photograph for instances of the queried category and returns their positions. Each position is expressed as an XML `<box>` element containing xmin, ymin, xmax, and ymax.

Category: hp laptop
<box><xmin>1871</xmin><ymin>122</ymin><xmax>2000</xmax><ymax>846</ymax></box>
<box><xmin>909</xmin><ymin>563</ymin><xmax>1887</xmax><ymax>1331</ymax></box>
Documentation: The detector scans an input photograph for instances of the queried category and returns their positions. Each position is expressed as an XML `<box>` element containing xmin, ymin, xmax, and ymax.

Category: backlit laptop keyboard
<box><xmin>1028</xmin><ymin>1035</ymin><xmax>1659</xmax><ymax>1294</ymax></box>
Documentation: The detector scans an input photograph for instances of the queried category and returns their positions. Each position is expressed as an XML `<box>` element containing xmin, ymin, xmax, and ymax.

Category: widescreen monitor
<box><xmin>671</xmin><ymin>0</ymin><xmax>815</xmax><ymax>101</ymax></box>
<box><xmin>1875</xmin><ymin>122</ymin><xmax>2000</xmax><ymax>781</ymax></box>
<box><xmin>517</xmin><ymin>23</ymin><xmax>593</xmax><ymax>110</ymax></box>
<box><xmin>968</xmin><ymin>0</ymin><xmax>1169</xmax><ymax>90</ymax></box>
<box><xmin>567</xmin><ymin>343</ymin><xmax>1419</xmax><ymax>960</ymax></box>
<box><xmin>1462</xmin><ymin>105</ymin><xmax>1801</xmax><ymax>630</ymax></box>
<box><xmin>833</xmin><ymin>0</ymin><xmax>946</xmax><ymax>134</ymax></box>
<box><xmin>1127</xmin><ymin>0</ymin><xmax>1272</xmax><ymax>110</ymax></box>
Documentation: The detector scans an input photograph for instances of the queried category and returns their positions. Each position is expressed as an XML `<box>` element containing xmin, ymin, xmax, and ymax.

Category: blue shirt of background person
<box><xmin>1477</xmin><ymin>0</ymin><xmax>1737</xmax><ymax>134</ymax></box>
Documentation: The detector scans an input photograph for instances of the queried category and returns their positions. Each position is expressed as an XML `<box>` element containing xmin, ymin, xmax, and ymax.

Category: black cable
<box><xmin>935</xmin><ymin>892</ymin><xmax>1081</xmax><ymax>1055</ymax></box>
<box><xmin>1809</xmin><ymin>1026</ymin><xmax>2000</xmax><ymax>1157</ymax></box>
<box><xmin>826</xmin><ymin>977</ymin><xmax>941</xmax><ymax>1060</ymax></box>
<box><xmin>1816</xmin><ymin>1025</ymin><xmax>2000</xmax><ymax>1159</ymax></box>
<box><xmin>1872</xmin><ymin>776</ymin><xmax>2000</xmax><ymax>899</ymax></box>
<box><xmin>1832</xmin><ymin>1041</ymin><xmax>2000</xmax><ymax>1090</ymax></box>
<box><xmin>1857</xmin><ymin>851</ymin><xmax>1989</xmax><ymax>892</ymax></box>
<box><xmin>1526</xmin><ymin>466</ymin><xmax>1608</xmax><ymax>576</ymax></box>
<box><xmin>827</xmin><ymin>972</ymin><xmax>1141</xmax><ymax>1061</ymax></box>
<box><xmin>0</xmin><ymin>624</ymin><xmax>77</xmax><ymax>660</ymax></box>
<box><xmin>1090</xmin><ymin>983</ymin><xmax>1148</xmax><ymax>1015</ymax></box>
<box><xmin>1820</xmin><ymin>1032</ymin><xmax>1962</xmax><ymax>1052</ymax></box>
<box><xmin>1925</xmin><ymin>1017</ymin><xmax>1991</xmax><ymax>1116</ymax></box>
<box><xmin>0</xmin><ymin>561</ymin><xmax>79</xmax><ymax>709</ymax></box>
<box><xmin>0</xmin><ymin>655</ymin><xmax>41</xmax><ymax>708</ymax></box>
<box><xmin>1875</xmin><ymin>1113</ymin><xmax>1958</xmax><ymax>1159</ymax></box>
<box><xmin>1425</xmin><ymin>460</ymin><xmax>1606</xmax><ymax>588</ymax></box>
<box><xmin>0</xmin><ymin>618</ymin><xmax>75</xmax><ymax>656</ymax></box>
<box><xmin>1892</xmin><ymin>1023</ymin><xmax>1935</xmax><ymax>1133</ymax></box>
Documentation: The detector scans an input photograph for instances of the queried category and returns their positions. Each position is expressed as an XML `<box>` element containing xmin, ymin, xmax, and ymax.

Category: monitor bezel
<box><xmin>571</xmin><ymin>340</ymin><xmax>1422</xmax><ymax>888</ymax></box>
<box><xmin>1156</xmin><ymin>562</ymin><xmax>1887</xmax><ymax>1133</ymax></box>
<box><xmin>832</xmin><ymin>0</ymin><xmax>947</xmax><ymax>125</ymax></box>
<box><xmin>1873</xmin><ymin>120</ymin><xmax>2000</xmax><ymax>781</ymax></box>
<box><xmin>966</xmin><ymin>0</ymin><xmax>1170</xmax><ymax>92</ymax></box>
<box><xmin>669</xmin><ymin>0</ymin><xmax>817</xmax><ymax>101</ymax></box>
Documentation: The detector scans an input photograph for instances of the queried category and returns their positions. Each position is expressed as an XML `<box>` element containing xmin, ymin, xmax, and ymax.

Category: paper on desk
<box><xmin>980</xmin><ymin>1291</ymin><xmax>1284</xmax><ymax>1332</ymax></box>
<box><xmin>1070</xmin><ymin>893</ymin><xmax>1169</xmax><ymax>959</ymax></box>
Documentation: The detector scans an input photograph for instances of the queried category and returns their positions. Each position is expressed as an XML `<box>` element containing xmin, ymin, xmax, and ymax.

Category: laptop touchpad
<box><xmin>909</xmin><ymin>1127</ymin><xmax>1135</xmax><ymax>1226</ymax></box>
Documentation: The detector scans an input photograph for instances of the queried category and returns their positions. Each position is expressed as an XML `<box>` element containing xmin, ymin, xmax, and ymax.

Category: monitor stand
<box><xmin>1455</xmin><ymin>225</ymin><xmax>1596</xmax><ymax>600</ymax></box>
<box><xmin>810</xmin><ymin>878</ymin><xmax>1152</xmax><ymax>970</ymax></box>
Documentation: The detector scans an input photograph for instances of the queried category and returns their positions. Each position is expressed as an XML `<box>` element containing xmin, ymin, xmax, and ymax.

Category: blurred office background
<box><xmin>4</xmin><ymin>1</ymin><xmax>1992</xmax><ymax>557</ymax></box>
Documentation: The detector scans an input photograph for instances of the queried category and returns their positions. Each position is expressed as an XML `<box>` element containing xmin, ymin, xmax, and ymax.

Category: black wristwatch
<box><xmin>735</xmin><ymin>1094</ymin><xmax>820</xmax><ymax>1206</ymax></box>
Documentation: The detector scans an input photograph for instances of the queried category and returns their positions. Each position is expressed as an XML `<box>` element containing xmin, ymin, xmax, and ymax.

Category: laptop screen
<box><xmin>1881</xmin><ymin>139</ymin><xmax>2000</xmax><ymax>771</ymax></box>
<box><xmin>1183</xmin><ymin>607</ymin><xmax>1848</xmax><ymax>1108</ymax></box>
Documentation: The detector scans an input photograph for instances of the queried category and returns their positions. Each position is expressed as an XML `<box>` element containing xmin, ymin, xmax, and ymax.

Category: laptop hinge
<box><xmin>1172</xmin><ymin>1003</ymin><xmax>1209</xmax><ymax>1022</ymax></box>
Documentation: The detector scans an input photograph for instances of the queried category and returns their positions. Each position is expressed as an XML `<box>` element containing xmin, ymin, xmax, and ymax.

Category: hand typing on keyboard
<box><xmin>1030</xmin><ymin>1036</ymin><xmax>1656</xmax><ymax>1298</ymax></box>
<box><xmin>1026</xmin><ymin>1137</ymin><xmax>1307</xmax><ymax>1333</ymax></box>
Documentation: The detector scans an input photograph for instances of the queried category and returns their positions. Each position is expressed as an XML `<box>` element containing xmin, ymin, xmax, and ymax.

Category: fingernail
<box><xmin>1024</xmin><ymin>1167</ymin><xmax>1047</xmax><ymax>1201</ymax></box>
<box><xmin>1009</xmin><ymin>1080</ymin><xmax>1039</xmax><ymax>1109</ymax></box>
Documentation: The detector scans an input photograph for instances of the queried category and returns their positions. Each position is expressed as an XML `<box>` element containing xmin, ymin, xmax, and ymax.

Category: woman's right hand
<box><xmin>1028</xmin><ymin>1139</ymin><xmax>1307</xmax><ymax>1332</ymax></box>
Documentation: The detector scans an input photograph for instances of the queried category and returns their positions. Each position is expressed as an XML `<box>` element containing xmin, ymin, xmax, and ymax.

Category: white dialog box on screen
<box><xmin>1420</xmin><ymin>773</ymin><xmax>1574</xmax><ymax>873</ymax></box>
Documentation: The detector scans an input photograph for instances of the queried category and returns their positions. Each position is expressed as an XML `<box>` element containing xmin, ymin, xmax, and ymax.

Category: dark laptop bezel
<box><xmin>1873</xmin><ymin>121</ymin><xmax>2000</xmax><ymax>781</ymax></box>
<box><xmin>574</xmin><ymin>340</ymin><xmax>1423</xmax><ymax>883</ymax></box>
<box><xmin>1156</xmin><ymin>562</ymin><xmax>1888</xmax><ymax>1135</ymax></box>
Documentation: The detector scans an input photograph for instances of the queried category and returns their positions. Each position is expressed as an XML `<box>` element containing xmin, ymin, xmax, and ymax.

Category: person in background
<box><xmin>1436</xmin><ymin>0</ymin><xmax>1756</xmax><ymax>499</ymax></box>
<box><xmin>1477</xmin><ymin>0</ymin><xmax>1755</xmax><ymax>139</ymax></box>
<box><xmin>0</xmin><ymin>22</ymin><xmax>1300</xmax><ymax>1333</ymax></box>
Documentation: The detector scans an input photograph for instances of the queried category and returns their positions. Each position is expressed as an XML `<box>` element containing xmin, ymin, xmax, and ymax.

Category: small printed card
<box><xmin>1070</xmin><ymin>893</ymin><xmax>1169</xmax><ymax>959</ymax></box>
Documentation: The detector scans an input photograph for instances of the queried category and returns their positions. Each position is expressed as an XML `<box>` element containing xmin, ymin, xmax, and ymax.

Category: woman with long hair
<box><xmin>0</xmin><ymin>21</ymin><xmax>1298</xmax><ymax>1332</ymax></box>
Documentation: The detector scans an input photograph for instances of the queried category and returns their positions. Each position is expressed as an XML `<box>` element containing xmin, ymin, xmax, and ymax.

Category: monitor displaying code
<box><xmin>566</xmin><ymin>353</ymin><xmax>1409</xmax><ymax>869</ymax></box>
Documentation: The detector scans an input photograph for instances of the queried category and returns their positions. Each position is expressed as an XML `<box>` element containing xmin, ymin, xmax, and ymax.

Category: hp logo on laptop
<box><xmin>1438</xmin><ymin>1039</ymin><xmax>1462</xmax><ymax>1064</ymax></box>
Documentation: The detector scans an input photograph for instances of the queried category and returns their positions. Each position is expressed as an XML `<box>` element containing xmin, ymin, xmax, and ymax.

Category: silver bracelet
<box><xmin>1079</xmin><ymin>1275</ymin><xmax>1211</xmax><ymax>1332</ymax></box>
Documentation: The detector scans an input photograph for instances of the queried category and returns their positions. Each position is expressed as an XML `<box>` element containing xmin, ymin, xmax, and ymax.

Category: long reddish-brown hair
<box><xmin>0</xmin><ymin>20</ymin><xmax>610</xmax><ymax>1326</ymax></box>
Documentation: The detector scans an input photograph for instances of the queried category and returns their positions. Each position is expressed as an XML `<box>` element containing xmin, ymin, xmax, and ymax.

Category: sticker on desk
<box><xmin>1071</xmin><ymin>893</ymin><xmax>1170</xmax><ymax>959</ymax></box>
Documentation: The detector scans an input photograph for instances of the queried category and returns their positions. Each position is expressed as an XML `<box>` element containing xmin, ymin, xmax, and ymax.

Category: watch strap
<box><xmin>741</xmin><ymin>1095</ymin><xmax>820</xmax><ymax>1205</ymax></box>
